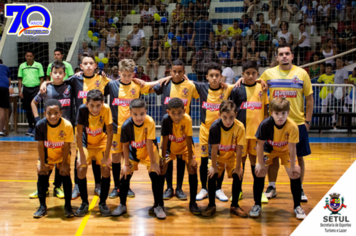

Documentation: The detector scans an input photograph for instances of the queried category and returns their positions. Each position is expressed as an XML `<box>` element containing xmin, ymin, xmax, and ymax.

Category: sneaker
<box><xmin>33</xmin><ymin>206</ymin><xmax>47</xmax><ymax>218</ymax></box>
<box><xmin>294</xmin><ymin>206</ymin><xmax>306</xmax><ymax>220</ymax></box>
<box><xmin>99</xmin><ymin>203</ymin><xmax>111</xmax><ymax>217</ymax></box>
<box><xmin>265</xmin><ymin>186</ymin><xmax>277</xmax><ymax>199</ymax></box>
<box><xmin>301</xmin><ymin>189</ymin><xmax>308</xmax><ymax>202</ymax></box>
<box><xmin>29</xmin><ymin>190</ymin><xmax>49</xmax><ymax>199</ymax></box>
<box><xmin>94</xmin><ymin>185</ymin><xmax>101</xmax><ymax>196</ymax></box>
<box><xmin>230</xmin><ymin>206</ymin><xmax>248</xmax><ymax>218</ymax></box>
<box><xmin>64</xmin><ymin>206</ymin><xmax>75</xmax><ymax>218</ymax></box>
<box><xmin>175</xmin><ymin>189</ymin><xmax>187</xmax><ymax>200</ymax></box>
<box><xmin>261</xmin><ymin>193</ymin><xmax>269</xmax><ymax>203</ymax></box>
<box><xmin>112</xmin><ymin>204</ymin><xmax>127</xmax><ymax>216</ymax></box>
<box><xmin>53</xmin><ymin>187</ymin><xmax>65</xmax><ymax>199</ymax></box>
<box><xmin>0</xmin><ymin>131</ymin><xmax>5</xmax><ymax>137</ymax></box>
<box><xmin>215</xmin><ymin>189</ymin><xmax>228</xmax><ymax>202</ymax></box>
<box><xmin>189</xmin><ymin>203</ymin><xmax>202</xmax><ymax>215</ymax></box>
<box><xmin>109</xmin><ymin>187</ymin><xmax>120</xmax><ymax>199</ymax></box>
<box><xmin>26</xmin><ymin>128</ymin><xmax>33</xmax><ymax>136</ymax></box>
<box><xmin>163</xmin><ymin>188</ymin><xmax>174</xmax><ymax>200</ymax></box>
<box><xmin>71</xmin><ymin>184</ymin><xmax>80</xmax><ymax>200</ymax></box>
<box><xmin>30</xmin><ymin>128</ymin><xmax>36</xmax><ymax>137</ymax></box>
<box><xmin>154</xmin><ymin>206</ymin><xmax>166</xmax><ymax>220</ymax></box>
<box><xmin>229</xmin><ymin>192</ymin><xmax>243</xmax><ymax>202</ymax></box>
<box><xmin>201</xmin><ymin>206</ymin><xmax>216</xmax><ymax>217</ymax></box>
<box><xmin>196</xmin><ymin>188</ymin><xmax>208</xmax><ymax>201</ymax></box>
<box><xmin>249</xmin><ymin>205</ymin><xmax>261</xmax><ymax>218</ymax></box>
<box><xmin>148</xmin><ymin>205</ymin><xmax>155</xmax><ymax>214</ymax></box>
<box><xmin>127</xmin><ymin>188</ymin><xmax>135</xmax><ymax>198</ymax></box>
<box><xmin>75</xmin><ymin>203</ymin><xmax>89</xmax><ymax>217</ymax></box>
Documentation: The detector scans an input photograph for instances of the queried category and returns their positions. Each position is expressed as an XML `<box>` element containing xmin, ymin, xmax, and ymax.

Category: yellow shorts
<box><xmin>199</xmin><ymin>124</ymin><xmax>209</xmax><ymax>158</ymax></box>
<box><xmin>243</xmin><ymin>139</ymin><xmax>257</xmax><ymax>156</ymax></box>
<box><xmin>123</xmin><ymin>149</ymin><xmax>161</xmax><ymax>173</ymax></box>
<box><xmin>164</xmin><ymin>145</ymin><xmax>196</xmax><ymax>164</ymax></box>
<box><xmin>208</xmin><ymin>158</ymin><xmax>238</xmax><ymax>178</ymax></box>
<box><xmin>261</xmin><ymin>152</ymin><xmax>293</xmax><ymax>168</ymax></box>
<box><xmin>78</xmin><ymin>147</ymin><xmax>106</xmax><ymax>167</ymax></box>
<box><xmin>111</xmin><ymin>133</ymin><xmax>123</xmax><ymax>154</ymax></box>
<box><xmin>37</xmin><ymin>157</ymin><xmax>71</xmax><ymax>171</ymax></box>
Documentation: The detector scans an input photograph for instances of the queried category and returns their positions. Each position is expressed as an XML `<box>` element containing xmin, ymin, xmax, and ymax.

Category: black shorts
<box><xmin>132</xmin><ymin>46</ymin><xmax>145</xmax><ymax>52</ymax></box>
<box><xmin>0</xmin><ymin>87</ymin><xmax>10</xmax><ymax>109</ymax></box>
<box><xmin>296</xmin><ymin>124</ymin><xmax>311</xmax><ymax>157</ymax></box>
<box><xmin>22</xmin><ymin>86</ymin><xmax>39</xmax><ymax>111</ymax></box>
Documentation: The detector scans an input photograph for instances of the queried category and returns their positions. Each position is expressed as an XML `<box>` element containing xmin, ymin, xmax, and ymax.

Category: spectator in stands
<box><xmin>96</xmin><ymin>16</ymin><xmax>109</xmax><ymax>33</ymax></box>
<box><xmin>317</xmin><ymin>0</ymin><xmax>331</xmax><ymax>35</ymax></box>
<box><xmin>0</xmin><ymin>59</ymin><xmax>12</xmax><ymax>137</ymax></box>
<box><xmin>246</xmin><ymin>0</ymin><xmax>262</xmax><ymax>20</ymax></box>
<box><xmin>243</xmin><ymin>0</ymin><xmax>254</xmax><ymax>16</ymax></box>
<box><xmin>339</xmin><ymin>21</ymin><xmax>356</xmax><ymax>52</ymax></box>
<box><xmin>270</xmin><ymin>37</ymin><xmax>287</xmax><ymax>67</ymax></box>
<box><xmin>172</xmin><ymin>3</ymin><xmax>185</xmax><ymax>32</ymax></box>
<box><xmin>155</xmin><ymin>4</ymin><xmax>169</xmax><ymax>34</ymax></box>
<box><xmin>215</xmin><ymin>22</ymin><xmax>230</xmax><ymax>45</ymax></box>
<box><xmin>267</xmin><ymin>11</ymin><xmax>280</xmax><ymax>36</ymax></box>
<box><xmin>190</xmin><ymin>11</ymin><xmax>214</xmax><ymax>52</ymax></box>
<box><xmin>298</xmin><ymin>0</ymin><xmax>308</xmax><ymax>23</ymax></box>
<box><xmin>303</xmin><ymin>2</ymin><xmax>316</xmax><ymax>36</ymax></box>
<box><xmin>230</xmin><ymin>40</ymin><xmax>246</xmax><ymax>66</ymax></box>
<box><xmin>78</xmin><ymin>41</ymin><xmax>93</xmax><ymax>62</ymax></box>
<box><xmin>134</xmin><ymin>66</ymin><xmax>151</xmax><ymax>82</ymax></box>
<box><xmin>192</xmin><ymin>41</ymin><xmax>219</xmax><ymax>81</ymax></box>
<box><xmin>93</xmin><ymin>4</ymin><xmax>105</xmax><ymax>19</ymax></box>
<box><xmin>183</xmin><ymin>26</ymin><xmax>196</xmax><ymax>63</ymax></box>
<box><xmin>18</xmin><ymin>49</ymin><xmax>44</xmax><ymax>136</ymax></box>
<box><xmin>215</xmin><ymin>35</ymin><xmax>227</xmax><ymax>51</ymax></box>
<box><xmin>321</xmin><ymin>38</ymin><xmax>337</xmax><ymax>67</ymax></box>
<box><xmin>254</xmin><ymin>13</ymin><xmax>266</xmax><ymax>32</ymax></box>
<box><xmin>328</xmin><ymin>1</ymin><xmax>337</xmax><ymax>23</ymax></box>
<box><xmin>201</xmin><ymin>0</ymin><xmax>211</xmax><ymax>8</ymax></box>
<box><xmin>317</xmin><ymin>63</ymin><xmax>335</xmax><ymax>124</ymax></box>
<box><xmin>277</xmin><ymin>21</ymin><xmax>293</xmax><ymax>45</ymax></box>
<box><xmin>221</xmin><ymin>65</ymin><xmax>236</xmax><ymax>84</ymax></box>
<box><xmin>95</xmin><ymin>39</ymin><xmax>111</xmax><ymax>71</ymax></box>
<box><xmin>133</xmin><ymin>1</ymin><xmax>144</xmax><ymax>14</ymax></box>
<box><xmin>334</xmin><ymin>57</ymin><xmax>349</xmax><ymax>85</ymax></box>
<box><xmin>140</xmin><ymin>2</ymin><xmax>155</xmax><ymax>31</ymax></box>
<box><xmin>146</xmin><ymin>39</ymin><xmax>162</xmax><ymax>80</ymax></box>
<box><xmin>246</xmin><ymin>40</ymin><xmax>260</xmax><ymax>63</ymax></box>
<box><xmin>164</xmin><ymin>26</ymin><xmax>177</xmax><ymax>61</ymax></box>
<box><xmin>109</xmin><ymin>46</ymin><xmax>119</xmax><ymax>68</ymax></box>
<box><xmin>150</xmin><ymin>27</ymin><xmax>164</xmax><ymax>47</ymax></box>
<box><xmin>309</xmin><ymin>52</ymin><xmax>325</xmax><ymax>78</ymax></box>
<box><xmin>327</xmin><ymin>26</ymin><xmax>339</xmax><ymax>47</ymax></box>
<box><xmin>228</xmin><ymin>19</ymin><xmax>242</xmax><ymax>42</ymax></box>
<box><xmin>209</xmin><ymin>36</ymin><xmax>219</xmax><ymax>51</ymax></box>
<box><xmin>294</xmin><ymin>23</ymin><xmax>310</xmax><ymax>65</ymax></box>
<box><xmin>100</xmin><ymin>26</ymin><xmax>120</xmax><ymax>49</ymax></box>
<box><xmin>108</xmin><ymin>66</ymin><xmax>120</xmax><ymax>80</ymax></box>
<box><xmin>169</xmin><ymin>37</ymin><xmax>184</xmax><ymax>64</ymax></box>
<box><xmin>195</xmin><ymin>0</ymin><xmax>209</xmax><ymax>20</ymax></box>
<box><xmin>218</xmin><ymin>44</ymin><xmax>231</xmax><ymax>66</ymax></box>
<box><xmin>118</xmin><ymin>40</ymin><xmax>134</xmax><ymax>60</ymax></box>
<box><xmin>127</xmin><ymin>23</ymin><xmax>146</xmax><ymax>61</ymax></box>
<box><xmin>344</xmin><ymin>39</ymin><xmax>355</xmax><ymax>65</ymax></box>
<box><xmin>239</xmin><ymin>14</ymin><xmax>254</xmax><ymax>30</ymax></box>
<box><xmin>254</xmin><ymin>23</ymin><xmax>272</xmax><ymax>61</ymax></box>
<box><xmin>110</xmin><ymin>4</ymin><xmax>125</xmax><ymax>33</ymax></box>
<box><xmin>182</xmin><ymin>6</ymin><xmax>194</xmax><ymax>35</ymax></box>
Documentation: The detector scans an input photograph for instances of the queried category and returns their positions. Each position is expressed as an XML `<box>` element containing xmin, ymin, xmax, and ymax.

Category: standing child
<box><xmin>317</xmin><ymin>63</ymin><xmax>335</xmax><ymax>123</ymax></box>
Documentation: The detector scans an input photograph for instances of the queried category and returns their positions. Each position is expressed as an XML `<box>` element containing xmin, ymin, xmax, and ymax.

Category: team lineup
<box><xmin>31</xmin><ymin>43</ymin><xmax>313</xmax><ymax>221</ymax></box>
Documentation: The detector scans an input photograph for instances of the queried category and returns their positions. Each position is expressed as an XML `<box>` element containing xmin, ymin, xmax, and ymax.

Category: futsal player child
<box><xmin>153</xmin><ymin>59</ymin><xmax>199</xmax><ymax>200</ymax></box>
<box><xmin>75</xmin><ymin>89</ymin><xmax>113</xmax><ymax>217</ymax></box>
<box><xmin>253</xmin><ymin>97</ymin><xmax>306</xmax><ymax>219</ymax></box>
<box><xmin>230</xmin><ymin>61</ymin><xmax>269</xmax><ymax>202</ymax></box>
<box><xmin>202</xmin><ymin>100</ymin><xmax>247</xmax><ymax>217</ymax></box>
<box><xmin>160</xmin><ymin>98</ymin><xmax>201</xmax><ymax>215</ymax></box>
<box><xmin>33</xmin><ymin>99</ymin><xmax>74</xmax><ymax>218</ymax></box>
<box><xmin>29</xmin><ymin>61</ymin><xmax>73</xmax><ymax>199</ymax></box>
<box><xmin>115</xmin><ymin>99</ymin><xmax>166</xmax><ymax>219</ymax></box>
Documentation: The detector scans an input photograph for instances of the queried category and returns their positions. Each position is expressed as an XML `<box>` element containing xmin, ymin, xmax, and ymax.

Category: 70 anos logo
<box><xmin>5</xmin><ymin>4</ymin><xmax>52</xmax><ymax>36</ymax></box>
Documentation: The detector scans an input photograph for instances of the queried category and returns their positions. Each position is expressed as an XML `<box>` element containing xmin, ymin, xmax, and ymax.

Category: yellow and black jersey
<box><xmin>230</xmin><ymin>83</ymin><xmax>269</xmax><ymax>139</ymax></box>
<box><xmin>194</xmin><ymin>82</ymin><xmax>234</xmax><ymax>127</ymax></box>
<box><xmin>161</xmin><ymin>113</ymin><xmax>193</xmax><ymax>155</ymax></box>
<box><xmin>76</xmin><ymin>103</ymin><xmax>113</xmax><ymax>149</ymax></box>
<box><xmin>104</xmin><ymin>80</ymin><xmax>150</xmax><ymax>133</ymax></box>
<box><xmin>260</xmin><ymin>65</ymin><xmax>313</xmax><ymax>125</ymax></box>
<box><xmin>208</xmin><ymin>119</ymin><xmax>246</xmax><ymax>162</ymax></box>
<box><xmin>35</xmin><ymin>117</ymin><xmax>74</xmax><ymax>164</ymax></box>
<box><xmin>255</xmin><ymin>116</ymin><xmax>299</xmax><ymax>154</ymax></box>
<box><xmin>120</xmin><ymin>115</ymin><xmax>158</xmax><ymax>161</ymax></box>
<box><xmin>153</xmin><ymin>79</ymin><xmax>199</xmax><ymax>116</ymax></box>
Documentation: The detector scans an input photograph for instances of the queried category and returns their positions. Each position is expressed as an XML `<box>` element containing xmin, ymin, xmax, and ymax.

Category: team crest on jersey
<box><xmin>144</xmin><ymin>127</ymin><xmax>148</xmax><ymax>138</ymax></box>
<box><xmin>231</xmin><ymin>133</ymin><xmax>237</xmax><ymax>144</ymax></box>
<box><xmin>263</xmin><ymin>155</ymin><xmax>269</xmax><ymax>162</ymax></box>
<box><xmin>112</xmin><ymin>141</ymin><xmax>118</xmax><ymax>149</ymax></box>
<box><xmin>182</xmin><ymin>88</ymin><xmax>189</xmax><ymax>97</ymax></box>
<box><xmin>58</xmin><ymin>130</ymin><xmax>66</xmax><ymax>139</ymax></box>
<box><xmin>201</xmin><ymin>145</ymin><xmax>206</xmax><ymax>152</ymax></box>
<box><xmin>63</xmin><ymin>88</ymin><xmax>70</xmax><ymax>95</ymax></box>
<box><xmin>130</xmin><ymin>88</ymin><xmax>136</xmax><ymax>96</ymax></box>
<box><xmin>180</xmin><ymin>125</ymin><xmax>185</xmax><ymax>134</ymax></box>
<box><xmin>258</xmin><ymin>91</ymin><xmax>263</xmax><ymax>100</ymax></box>
<box><xmin>219</xmin><ymin>93</ymin><xmax>224</xmax><ymax>100</ymax></box>
<box><xmin>285</xmin><ymin>131</ymin><xmax>289</xmax><ymax>140</ymax></box>
<box><xmin>95</xmin><ymin>80</ymin><xmax>100</xmax><ymax>87</ymax></box>
<box><xmin>292</xmin><ymin>76</ymin><xmax>299</xmax><ymax>84</ymax></box>
<box><xmin>99</xmin><ymin>116</ymin><xmax>104</xmax><ymax>125</ymax></box>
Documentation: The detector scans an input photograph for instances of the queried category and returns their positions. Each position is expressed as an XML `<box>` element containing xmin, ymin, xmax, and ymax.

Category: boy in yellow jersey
<box><xmin>33</xmin><ymin>99</ymin><xmax>74</xmax><ymax>218</ymax></box>
<box><xmin>104</xmin><ymin>59</ymin><xmax>169</xmax><ymax>199</ymax></box>
<box><xmin>193</xmin><ymin>62</ymin><xmax>235</xmax><ymax>202</ymax></box>
<box><xmin>160</xmin><ymin>98</ymin><xmax>201</xmax><ymax>215</ymax></box>
<box><xmin>115</xmin><ymin>99</ymin><xmax>166</xmax><ymax>219</ymax></box>
<box><xmin>75</xmin><ymin>89</ymin><xmax>113</xmax><ymax>217</ymax></box>
<box><xmin>228</xmin><ymin>20</ymin><xmax>242</xmax><ymax>41</ymax></box>
<box><xmin>252</xmin><ymin>97</ymin><xmax>306</xmax><ymax>220</ymax></box>
<box><xmin>230</xmin><ymin>61</ymin><xmax>269</xmax><ymax>202</ymax></box>
<box><xmin>317</xmin><ymin>64</ymin><xmax>335</xmax><ymax>123</ymax></box>
<box><xmin>202</xmin><ymin>100</ymin><xmax>247</xmax><ymax>217</ymax></box>
<box><xmin>153</xmin><ymin>60</ymin><xmax>199</xmax><ymax>200</ymax></box>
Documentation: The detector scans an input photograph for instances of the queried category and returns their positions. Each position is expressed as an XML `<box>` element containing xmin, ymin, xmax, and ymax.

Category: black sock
<box><xmin>240</xmin><ymin>162</ymin><xmax>245</xmax><ymax>192</ymax></box>
<box><xmin>91</xmin><ymin>160</ymin><xmax>101</xmax><ymax>185</ymax></box>
<box><xmin>216</xmin><ymin>169</ymin><xmax>225</xmax><ymax>190</ymax></box>
<box><xmin>149</xmin><ymin>172</ymin><xmax>159</xmax><ymax>207</ymax></box>
<box><xmin>158</xmin><ymin>175</ymin><xmax>165</xmax><ymax>207</ymax></box>
<box><xmin>78</xmin><ymin>177</ymin><xmax>89</xmax><ymax>204</ymax></box>
<box><xmin>99</xmin><ymin>176</ymin><xmax>111</xmax><ymax>204</ymax></box>
<box><xmin>231</xmin><ymin>173</ymin><xmax>242</xmax><ymax>207</ymax></box>
<box><xmin>165</xmin><ymin>161</ymin><xmax>173</xmax><ymax>189</ymax></box>
<box><xmin>38</xmin><ymin>174</ymin><xmax>50</xmax><ymax>207</ymax></box>
<box><xmin>253</xmin><ymin>171</ymin><xmax>265</xmax><ymax>207</ymax></box>
<box><xmin>53</xmin><ymin>165</ymin><xmax>62</xmax><ymax>189</ymax></box>
<box><xmin>189</xmin><ymin>174</ymin><xmax>198</xmax><ymax>206</ymax></box>
<box><xmin>62</xmin><ymin>175</ymin><xmax>72</xmax><ymax>208</ymax></box>
<box><xmin>200</xmin><ymin>157</ymin><xmax>208</xmax><ymax>190</ymax></box>
<box><xmin>112</xmin><ymin>163</ymin><xmax>121</xmax><ymax>188</ymax></box>
<box><xmin>26</xmin><ymin>111</ymin><xmax>35</xmax><ymax>128</ymax></box>
<box><xmin>290</xmin><ymin>178</ymin><xmax>302</xmax><ymax>209</ymax></box>
<box><xmin>177</xmin><ymin>157</ymin><xmax>185</xmax><ymax>190</ymax></box>
<box><xmin>120</xmin><ymin>175</ymin><xmax>132</xmax><ymax>206</ymax></box>
<box><xmin>74</xmin><ymin>156</ymin><xmax>79</xmax><ymax>184</ymax></box>
<box><xmin>208</xmin><ymin>173</ymin><xmax>218</xmax><ymax>207</ymax></box>
<box><xmin>46</xmin><ymin>169</ymin><xmax>53</xmax><ymax>190</ymax></box>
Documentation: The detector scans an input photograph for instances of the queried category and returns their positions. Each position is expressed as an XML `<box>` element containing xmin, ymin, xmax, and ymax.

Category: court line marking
<box><xmin>306</xmin><ymin>158</ymin><xmax>320</xmax><ymax>160</ymax></box>
<box><xmin>75</xmin><ymin>196</ymin><xmax>98</xmax><ymax>236</ymax></box>
<box><xmin>329</xmin><ymin>158</ymin><xmax>342</xmax><ymax>160</ymax></box>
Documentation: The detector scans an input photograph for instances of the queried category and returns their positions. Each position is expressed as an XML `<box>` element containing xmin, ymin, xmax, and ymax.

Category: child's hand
<box><xmin>160</xmin><ymin>76</ymin><xmax>172</xmax><ymax>86</ymax></box>
<box><xmin>101</xmin><ymin>157</ymin><xmax>112</xmax><ymax>177</ymax></box>
<box><xmin>208</xmin><ymin>166</ymin><xmax>217</xmax><ymax>178</ymax></box>
<box><xmin>132</xmin><ymin>78</ymin><xmax>145</xmax><ymax>87</ymax></box>
<box><xmin>234</xmin><ymin>77</ymin><xmax>244</xmax><ymax>88</ymax></box>
<box><xmin>59</xmin><ymin>162</ymin><xmax>70</xmax><ymax>176</ymax></box>
<box><xmin>121</xmin><ymin>165</ymin><xmax>131</xmax><ymax>179</ymax></box>
<box><xmin>220</xmin><ymin>81</ymin><xmax>228</xmax><ymax>90</ymax></box>
<box><xmin>232</xmin><ymin>167</ymin><xmax>243</xmax><ymax>180</ymax></box>
<box><xmin>77</xmin><ymin>153</ymin><xmax>87</xmax><ymax>169</ymax></box>
<box><xmin>255</xmin><ymin>163</ymin><xmax>266</xmax><ymax>178</ymax></box>
<box><xmin>188</xmin><ymin>159</ymin><xmax>197</xmax><ymax>172</ymax></box>
<box><xmin>150</xmin><ymin>162</ymin><xmax>161</xmax><ymax>175</ymax></box>
<box><xmin>37</xmin><ymin>163</ymin><xmax>49</xmax><ymax>175</ymax></box>
<box><xmin>290</xmin><ymin>165</ymin><xmax>301</xmax><ymax>179</ymax></box>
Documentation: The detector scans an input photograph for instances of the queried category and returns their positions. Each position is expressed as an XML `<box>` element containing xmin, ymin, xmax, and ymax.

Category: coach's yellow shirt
<box><xmin>260</xmin><ymin>65</ymin><xmax>313</xmax><ymax>125</ymax></box>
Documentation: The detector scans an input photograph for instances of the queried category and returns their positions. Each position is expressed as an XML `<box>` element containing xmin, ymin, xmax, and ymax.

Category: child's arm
<box><xmin>208</xmin><ymin>144</ymin><xmax>218</xmax><ymax>178</ymax></box>
<box><xmin>288</xmin><ymin>142</ymin><xmax>300</xmax><ymax>178</ymax></box>
<box><xmin>161</xmin><ymin>135</ymin><xmax>169</xmax><ymax>162</ymax></box>
<box><xmin>60</xmin><ymin>142</ymin><xmax>71</xmax><ymax>176</ymax></box>
<box><xmin>37</xmin><ymin>141</ymin><xmax>49</xmax><ymax>175</ymax></box>
<box><xmin>147</xmin><ymin>75</ymin><xmax>172</xmax><ymax>93</ymax></box>
<box><xmin>76</xmin><ymin>124</ymin><xmax>87</xmax><ymax>168</ymax></box>
<box><xmin>255</xmin><ymin>139</ymin><xmax>267</xmax><ymax>177</ymax></box>
<box><xmin>31</xmin><ymin>98</ymin><xmax>40</xmax><ymax>121</ymax></box>
<box><xmin>102</xmin><ymin>124</ymin><xmax>113</xmax><ymax>167</ymax></box>
<box><xmin>233</xmin><ymin>144</ymin><xmax>243</xmax><ymax>179</ymax></box>
<box><xmin>122</xmin><ymin>142</ymin><xmax>131</xmax><ymax>179</ymax></box>
<box><xmin>146</xmin><ymin>139</ymin><xmax>160</xmax><ymax>174</ymax></box>
<box><xmin>264</xmin><ymin>105</ymin><xmax>268</xmax><ymax>119</ymax></box>
<box><xmin>186</xmin><ymin>136</ymin><xmax>197</xmax><ymax>171</ymax></box>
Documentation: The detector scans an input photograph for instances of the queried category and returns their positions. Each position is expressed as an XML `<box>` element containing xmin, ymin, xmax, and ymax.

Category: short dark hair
<box><xmin>345</xmin><ymin>20</ymin><xmax>351</xmax><ymax>26</ymax></box>
<box><xmin>206</xmin><ymin>62</ymin><xmax>222</xmax><ymax>74</ymax></box>
<box><xmin>167</xmin><ymin>97</ymin><xmax>184</xmax><ymax>110</ymax></box>
<box><xmin>86</xmin><ymin>89</ymin><xmax>104</xmax><ymax>103</ymax></box>
<box><xmin>299</xmin><ymin>23</ymin><xmax>305</xmax><ymax>28</ymax></box>
<box><xmin>45</xmin><ymin>99</ymin><xmax>62</xmax><ymax>111</ymax></box>
<box><xmin>233</xmin><ymin>19</ymin><xmax>239</xmax><ymax>24</ymax></box>
<box><xmin>129</xmin><ymin>98</ymin><xmax>147</xmax><ymax>110</ymax></box>
<box><xmin>277</xmin><ymin>43</ymin><xmax>293</xmax><ymax>54</ymax></box>
<box><xmin>217</xmin><ymin>22</ymin><xmax>222</xmax><ymax>26</ymax></box>
<box><xmin>172</xmin><ymin>59</ymin><xmax>185</xmax><ymax>67</ymax></box>
<box><xmin>54</xmin><ymin>48</ymin><xmax>63</xmax><ymax>55</ymax></box>
<box><xmin>202</xmin><ymin>41</ymin><xmax>210</xmax><ymax>48</ymax></box>
<box><xmin>25</xmin><ymin>49</ymin><xmax>34</xmax><ymax>56</ymax></box>
<box><xmin>74</xmin><ymin>67</ymin><xmax>81</xmax><ymax>73</ymax></box>
<box><xmin>242</xmin><ymin>60</ymin><xmax>258</xmax><ymax>72</ymax></box>
<box><xmin>0</xmin><ymin>59</ymin><xmax>3</xmax><ymax>64</ymax></box>
<box><xmin>325</xmin><ymin>63</ymin><xmax>333</xmax><ymax>68</ymax></box>
<box><xmin>281</xmin><ymin>21</ymin><xmax>289</xmax><ymax>30</ymax></box>
<box><xmin>81</xmin><ymin>52</ymin><xmax>95</xmax><ymax>63</ymax></box>
<box><xmin>133</xmin><ymin>23</ymin><xmax>139</xmax><ymax>27</ymax></box>
<box><xmin>353</xmin><ymin>67</ymin><xmax>356</xmax><ymax>71</ymax></box>
<box><xmin>260</xmin><ymin>23</ymin><xmax>267</xmax><ymax>27</ymax></box>
<box><xmin>51</xmin><ymin>60</ymin><xmax>66</xmax><ymax>72</ymax></box>
<box><xmin>219</xmin><ymin>100</ymin><xmax>237</xmax><ymax>114</ymax></box>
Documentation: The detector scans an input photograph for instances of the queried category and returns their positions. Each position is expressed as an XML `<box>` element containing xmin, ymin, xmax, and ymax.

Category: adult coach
<box><xmin>46</xmin><ymin>48</ymin><xmax>74</xmax><ymax>81</ymax></box>
<box><xmin>0</xmin><ymin>59</ymin><xmax>13</xmax><ymax>137</ymax></box>
<box><xmin>18</xmin><ymin>49</ymin><xmax>44</xmax><ymax>136</ymax></box>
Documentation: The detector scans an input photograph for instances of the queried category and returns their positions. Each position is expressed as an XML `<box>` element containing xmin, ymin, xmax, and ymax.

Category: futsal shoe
<box><xmin>127</xmin><ymin>188</ymin><xmax>135</xmax><ymax>198</ymax></box>
<box><xmin>201</xmin><ymin>206</ymin><xmax>216</xmax><ymax>217</ymax></box>
<box><xmin>294</xmin><ymin>206</ymin><xmax>307</xmax><ymax>220</ymax></box>
<box><xmin>215</xmin><ymin>189</ymin><xmax>228</xmax><ymax>202</ymax></box>
<box><xmin>26</xmin><ymin>128</ymin><xmax>33</xmax><ymax>136</ymax></box>
<box><xmin>112</xmin><ymin>204</ymin><xmax>127</xmax><ymax>216</ymax></box>
<box><xmin>94</xmin><ymin>184</ymin><xmax>101</xmax><ymax>196</ymax></box>
<box><xmin>154</xmin><ymin>206</ymin><xmax>166</xmax><ymax>220</ymax></box>
<box><xmin>29</xmin><ymin>190</ymin><xmax>49</xmax><ymax>199</ymax></box>
<box><xmin>196</xmin><ymin>188</ymin><xmax>208</xmax><ymax>201</ymax></box>
<box><xmin>189</xmin><ymin>203</ymin><xmax>202</xmax><ymax>215</ymax></box>
<box><xmin>163</xmin><ymin>188</ymin><xmax>174</xmax><ymax>200</ymax></box>
<box><xmin>109</xmin><ymin>187</ymin><xmax>120</xmax><ymax>199</ymax></box>
<box><xmin>175</xmin><ymin>189</ymin><xmax>187</xmax><ymax>200</ymax></box>
<box><xmin>249</xmin><ymin>205</ymin><xmax>261</xmax><ymax>218</ymax></box>
<box><xmin>261</xmin><ymin>193</ymin><xmax>269</xmax><ymax>203</ymax></box>
<box><xmin>33</xmin><ymin>206</ymin><xmax>47</xmax><ymax>218</ymax></box>
<box><xmin>30</xmin><ymin>128</ymin><xmax>36</xmax><ymax>137</ymax></box>
<box><xmin>53</xmin><ymin>187</ymin><xmax>65</xmax><ymax>199</ymax></box>
<box><xmin>99</xmin><ymin>203</ymin><xmax>112</xmax><ymax>217</ymax></box>
<box><xmin>148</xmin><ymin>205</ymin><xmax>155</xmax><ymax>214</ymax></box>
<box><xmin>265</xmin><ymin>186</ymin><xmax>277</xmax><ymax>199</ymax></box>
<box><xmin>301</xmin><ymin>189</ymin><xmax>308</xmax><ymax>202</ymax></box>
<box><xmin>75</xmin><ymin>203</ymin><xmax>89</xmax><ymax>217</ymax></box>
<box><xmin>64</xmin><ymin>206</ymin><xmax>75</xmax><ymax>218</ymax></box>
<box><xmin>230</xmin><ymin>206</ymin><xmax>248</xmax><ymax>218</ymax></box>
<box><xmin>71</xmin><ymin>184</ymin><xmax>80</xmax><ymax>200</ymax></box>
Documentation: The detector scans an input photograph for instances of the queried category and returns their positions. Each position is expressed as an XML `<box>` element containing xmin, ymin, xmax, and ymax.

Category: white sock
<box><xmin>269</xmin><ymin>182</ymin><xmax>276</xmax><ymax>188</ymax></box>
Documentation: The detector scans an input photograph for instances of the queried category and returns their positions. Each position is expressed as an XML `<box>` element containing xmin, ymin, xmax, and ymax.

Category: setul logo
<box><xmin>59</xmin><ymin>99</ymin><xmax>70</xmax><ymax>107</ymax></box>
<box><xmin>273</xmin><ymin>90</ymin><xmax>297</xmax><ymax>98</ymax></box>
<box><xmin>202</xmin><ymin>102</ymin><xmax>220</xmax><ymax>111</ymax></box>
<box><xmin>86</xmin><ymin>127</ymin><xmax>102</xmax><ymax>137</ymax></box>
<box><xmin>44</xmin><ymin>141</ymin><xmax>64</xmax><ymax>149</ymax></box>
<box><xmin>240</xmin><ymin>102</ymin><xmax>262</xmax><ymax>110</ymax></box>
<box><xmin>112</xmin><ymin>98</ymin><xmax>133</xmax><ymax>107</ymax></box>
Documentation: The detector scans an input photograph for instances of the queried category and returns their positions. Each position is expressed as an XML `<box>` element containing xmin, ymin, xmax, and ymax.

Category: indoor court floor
<box><xmin>0</xmin><ymin>140</ymin><xmax>355</xmax><ymax>236</ymax></box>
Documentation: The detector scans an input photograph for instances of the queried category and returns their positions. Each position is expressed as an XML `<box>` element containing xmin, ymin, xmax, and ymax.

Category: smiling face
<box><xmin>45</xmin><ymin>105</ymin><xmax>62</xmax><ymax>125</ymax></box>
<box><xmin>130</xmin><ymin>107</ymin><xmax>147</xmax><ymax>126</ymax></box>
<box><xmin>86</xmin><ymin>100</ymin><xmax>103</xmax><ymax>116</ymax></box>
